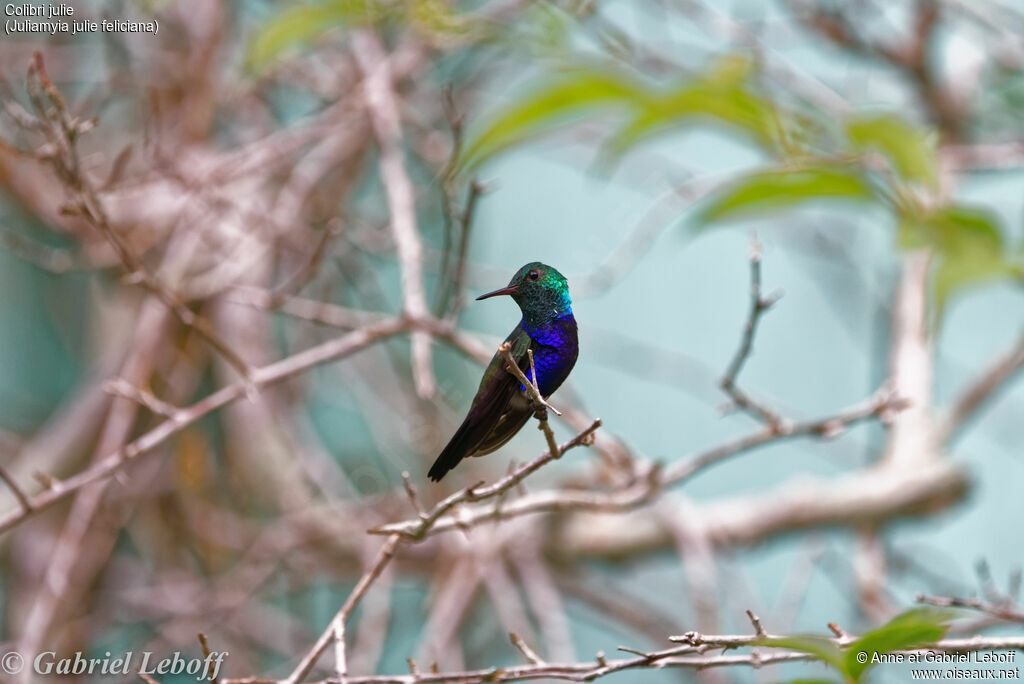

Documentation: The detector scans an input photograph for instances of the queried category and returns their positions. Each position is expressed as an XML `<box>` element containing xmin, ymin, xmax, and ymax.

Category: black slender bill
<box><xmin>476</xmin><ymin>285</ymin><xmax>517</xmax><ymax>300</ymax></box>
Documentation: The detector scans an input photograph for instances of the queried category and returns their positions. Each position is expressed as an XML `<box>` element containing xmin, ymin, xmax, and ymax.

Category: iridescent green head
<box><xmin>476</xmin><ymin>262</ymin><xmax>573</xmax><ymax>329</ymax></box>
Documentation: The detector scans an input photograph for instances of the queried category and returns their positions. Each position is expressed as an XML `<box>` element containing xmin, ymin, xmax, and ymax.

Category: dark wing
<box><xmin>470</xmin><ymin>401</ymin><xmax>532</xmax><ymax>456</ymax></box>
<box><xmin>427</xmin><ymin>325</ymin><xmax>533</xmax><ymax>482</ymax></box>
<box><xmin>472</xmin><ymin>317</ymin><xmax>579</xmax><ymax>454</ymax></box>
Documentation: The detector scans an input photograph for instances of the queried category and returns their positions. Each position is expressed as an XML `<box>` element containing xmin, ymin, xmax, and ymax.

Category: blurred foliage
<box><xmin>455</xmin><ymin>56</ymin><xmax>779</xmax><ymax>171</ymax></box>
<box><xmin>899</xmin><ymin>206</ymin><xmax>1023</xmax><ymax>315</ymax></box>
<box><xmin>845</xmin><ymin>114</ymin><xmax>938</xmax><ymax>189</ymax></box>
<box><xmin>762</xmin><ymin>608</ymin><xmax>956</xmax><ymax>684</ymax></box>
<box><xmin>248</xmin><ymin>0</ymin><xmax>485</xmax><ymax>70</ymax></box>
<box><xmin>246</xmin><ymin>3</ymin><xmax>1024</xmax><ymax>323</ymax></box>
<box><xmin>416</xmin><ymin>39</ymin><xmax>1023</xmax><ymax>319</ymax></box>
<box><xmin>696</xmin><ymin>165</ymin><xmax>871</xmax><ymax>222</ymax></box>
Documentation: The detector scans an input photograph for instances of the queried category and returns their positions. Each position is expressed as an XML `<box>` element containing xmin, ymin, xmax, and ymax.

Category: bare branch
<box><xmin>371</xmin><ymin>382</ymin><xmax>907</xmax><ymax>543</ymax></box>
<box><xmin>665</xmin><ymin>383</ymin><xmax>904</xmax><ymax>484</ymax></box>
<box><xmin>437</xmin><ymin>89</ymin><xmax>487</xmax><ymax>319</ymax></box>
<box><xmin>790</xmin><ymin>0</ymin><xmax>962</xmax><ymax>140</ymax></box>
<box><xmin>402</xmin><ymin>471</ymin><xmax>427</xmax><ymax>519</ymax></box>
<box><xmin>219</xmin><ymin>631</ymin><xmax>1024</xmax><ymax>684</ymax></box>
<box><xmin>333</xmin><ymin>615</ymin><xmax>348</xmax><ymax>684</ymax></box>
<box><xmin>198</xmin><ymin>634</ymin><xmax>220</xmax><ymax>684</ymax></box>
<box><xmin>267</xmin><ymin>221</ymin><xmax>342</xmax><ymax>307</ymax></box>
<box><xmin>509</xmin><ymin>632</ymin><xmax>545</xmax><ymax>666</ymax></box>
<box><xmin>942</xmin><ymin>141</ymin><xmax>1024</xmax><ymax>171</ymax></box>
<box><xmin>554</xmin><ymin>452</ymin><xmax>963</xmax><ymax>561</ymax></box>
<box><xmin>498</xmin><ymin>343</ymin><xmax>562</xmax><ymax>418</ymax></box>
<box><xmin>0</xmin><ymin>463</ymin><xmax>32</xmax><ymax>513</ymax></box>
<box><xmin>745</xmin><ymin>609</ymin><xmax>766</xmax><ymax>637</ymax></box>
<box><xmin>285</xmin><ymin>412</ymin><xmax>600</xmax><ymax>682</ymax></box>
<box><xmin>284</xmin><ymin>534</ymin><xmax>402</xmax><ymax>684</ymax></box>
<box><xmin>941</xmin><ymin>331</ymin><xmax>1024</xmax><ymax>443</ymax></box>
<box><xmin>351</xmin><ymin>31</ymin><xmax>435</xmax><ymax>399</ymax></box>
<box><xmin>369</xmin><ymin>419</ymin><xmax>602</xmax><ymax>538</ymax></box>
<box><xmin>719</xmin><ymin>235</ymin><xmax>784</xmax><ymax>429</ymax></box>
<box><xmin>0</xmin><ymin>226</ymin><xmax>85</xmax><ymax>273</ymax></box>
<box><xmin>495</xmin><ymin>343</ymin><xmax>566</xmax><ymax>467</ymax></box>
<box><xmin>104</xmin><ymin>378</ymin><xmax>182</xmax><ymax>420</ymax></box>
<box><xmin>24</xmin><ymin>53</ymin><xmax>256</xmax><ymax>383</ymax></box>
<box><xmin>0</xmin><ymin>317</ymin><xmax>410</xmax><ymax>534</ymax></box>
<box><xmin>917</xmin><ymin>593</ymin><xmax>1024</xmax><ymax>624</ymax></box>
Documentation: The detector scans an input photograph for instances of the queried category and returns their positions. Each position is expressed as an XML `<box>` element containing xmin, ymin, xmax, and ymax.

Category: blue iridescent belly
<box><xmin>521</xmin><ymin>314</ymin><xmax>579</xmax><ymax>397</ymax></box>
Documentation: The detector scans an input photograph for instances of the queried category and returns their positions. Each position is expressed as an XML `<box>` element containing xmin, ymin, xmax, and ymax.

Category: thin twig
<box><xmin>917</xmin><ymin>593</ymin><xmax>1024</xmax><ymax>624</ymax></box>
<box><xmin>233</xmin><ymin>633</ymin><xmax>1024</xmax><ymax>684</ymax></box>
<box><xmin>25</xmin><ymin>53</ymin><xmax>256</xmax><ymax>383</ymax></box>
<box><xmin>198</xmin><ymin>633</ymin><xmax>220</xmax><ymax>684</ymax></box>
<box><xmin>498</xmin><ymin>343</ymin><xmax>561</xmax><ymax>417</ymax></box>
<box><xmin>0</xmin><ymin>306</ymin><xmax>517</xmax><ymax>535</ymax></box>
<box><xmin>719</xmin><ymin>236</ymin><xmax>784</xmax><ymax>429</ymax></box>
<box><xmin>663</xmin><ymin>382</ymin><xmax>904</xmax><ymax>484</ymax></box>
<box><xmin>0</xmin><ymin>317</ymin><xmax>410</xmax><ymax>535</ymax></box>
<box><xmin>333</xmin><ymin>615</ymin><xmax>348</xmax><ymax>684</ymax></box>
<box><xmin>442</xmin><ymin>179</ymin><xmax>485</xmax><ymax>320</ymax></box>
<box><xmin>369</xmin><ymin>419</ymin><xmax>602</xmax><ymax>538</ymax></box>
<box><xmin>0</xmin><ymin>227</ymin><xmax>85</xmax><ymax>273</ymax></box>
<box><xmin>509</xmin><ymin>632</ymin><xmax>545</xmax><ymax>665</ymax></box>
<box><xmin>0</xmin><ymin>463</ymin><xmax>32</xmax><ymax>513</ymax></box>
<box><xmin>370</xmin><ymin>381</ymin><xmax>904</xmax><ymax>541</ymax></box>
<box><xmin>745</xmin><ymin>609</ymin><xmax>766</xmax><ymax>637</ymax></box>
<box><xmin>437</xmin><ymin>87</ymin><xmax>487</xmax><ymax>319</ymax></box>
<box><xmin>790</xmin><ymin>0</ymin><xmax>962</xmax><ymax>140</ymax></box>
<box><xmin>104</xmin><ymin>378</ymin><xmax>181</xmax><ymax>420</ymax></box>
<box><xmin>284</xmin><ymin>534</ymin><xmax>402</xmax><ymax>684</ymax></box>
<box><xmin>527</xmin><ymin>349</ymin><xmax>563</xmax><ymax>458</ymax></box>
<box><xmin>402</xmin><ymin>471</ymin><xmax>427</xmax><ymax>519</ymax></box>
<box><xmin>268</xmin><ymin>221</ymin><xmax>342</xmax><ymax>307</ymax></box>
<box><xmin>941</xmin><ymin>331</ymin><xmax>1024</xmax><ymax>444</ymax></box>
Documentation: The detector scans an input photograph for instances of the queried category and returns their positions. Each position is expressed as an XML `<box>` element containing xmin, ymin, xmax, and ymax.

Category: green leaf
<box><xmin>846</xmin><ymin>114</ymin><xmax>938</xmax><ymax>187</ymax></box>
<box><xmin>754</xmin><ymin>636</ymin><xmax>846</xmax><ymax>675</ymax></box>
<box><xmin>458</xmin><ymin>71</ymin><xmax>649</xmax><ymax>172</ymax></box>
<box><xmin>459</xmin><ymin>56</ymin><xmax>781</xmax><ymax>173</ymax></box>
<box><xmin>898</xmin><ymin>205</ymin><xmax>1023</xmax><ymax>315</ymax></box>
<box><xmin>605</xmin><ymin>86</ymin><xmax>776</xmax><ymax>160</ymax></box>
<box><xmin>247</xmin><ymin>0</ymin><xmax>385</xmax><ymax>72</ymax></box>
<box><xmin>845</xmin><ymin>608</ymin><xmax>955</xmax><ymax>681</ymax></box>
<box><xmin>697</xmin><ymin>166</ymin><xmax>872</xmax><ymax>223</ymax></box>
<box><xmin>602</xmin><ymin>56</ymin><xmax>779</xmax><ymax>159</ymax></box>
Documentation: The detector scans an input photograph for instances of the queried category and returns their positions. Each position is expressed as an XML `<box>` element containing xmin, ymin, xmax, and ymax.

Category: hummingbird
<box><xmin>428</xmin><ymin>262</ymin><xmax>579</xmax><ymax>481</ymax></box>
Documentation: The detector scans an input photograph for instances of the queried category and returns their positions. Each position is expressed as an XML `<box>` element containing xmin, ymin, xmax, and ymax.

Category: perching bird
<box><xmin>428</xmin><ymin>262</ymin><xmax>578</xmax><ymax>481</ymax></box>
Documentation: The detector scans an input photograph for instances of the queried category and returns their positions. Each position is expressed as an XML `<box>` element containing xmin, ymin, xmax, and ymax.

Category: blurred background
<box><xmin>0</xmin><ymin>0</ymin><xmax>1022</xmax><ymax>682</ymax></box>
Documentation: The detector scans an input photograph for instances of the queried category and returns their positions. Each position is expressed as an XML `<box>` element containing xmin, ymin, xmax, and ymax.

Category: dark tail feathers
<box><xmin>428</xmin><ymin>442</ymin><xmax>465</xmax><ymax>482</ymax></box>
<box><xmin>428</xmin><ymin>421</ymin><xmax>474</xmax><ymax>481</ymax></box>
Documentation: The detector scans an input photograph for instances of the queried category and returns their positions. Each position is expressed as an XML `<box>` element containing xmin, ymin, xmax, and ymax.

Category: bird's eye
<box><xmin>528</xmin><ymin>270</ymin><xmax>540</xmax><ymax>281</ymax></box>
